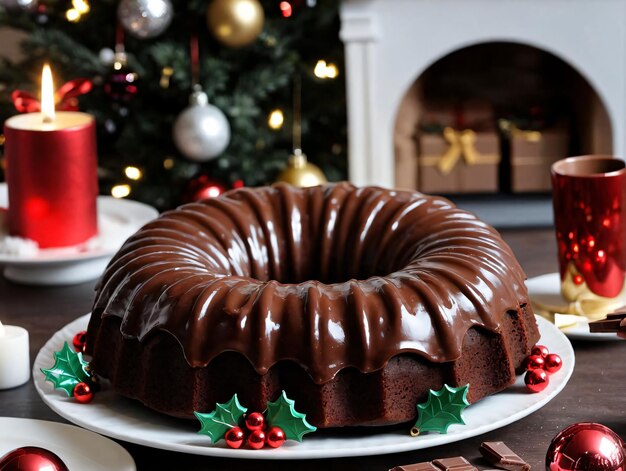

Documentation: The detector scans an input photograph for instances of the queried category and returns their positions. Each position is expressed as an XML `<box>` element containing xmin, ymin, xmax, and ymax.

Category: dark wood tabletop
<box><xmin>1</xmin><ymin>228</ymin><xmax>625</xmax><ymax>471</ymax></box>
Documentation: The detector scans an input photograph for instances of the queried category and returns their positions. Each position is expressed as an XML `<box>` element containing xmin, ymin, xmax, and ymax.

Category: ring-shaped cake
<box><xmin>86</xmin><ymin>183</ymin><xmax>539</xmax><ymax>427</ymax></box>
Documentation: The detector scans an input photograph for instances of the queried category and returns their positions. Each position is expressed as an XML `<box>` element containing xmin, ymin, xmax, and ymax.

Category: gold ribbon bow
<box><xmin>498</xmin><ymin>119</ymin><xmax>542</xmax><ymax>142</ymax></box>
<box><xmin>437</xmin><ymin>127</ymin><xmax>480</xmax><ymax>175</ymax></box>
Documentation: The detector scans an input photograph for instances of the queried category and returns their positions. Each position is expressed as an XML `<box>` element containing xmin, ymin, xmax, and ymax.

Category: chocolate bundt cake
<box><xmin>86</xmin><ymin>183</ymin><xmax>539</xmax><ymax>428</ymax></box>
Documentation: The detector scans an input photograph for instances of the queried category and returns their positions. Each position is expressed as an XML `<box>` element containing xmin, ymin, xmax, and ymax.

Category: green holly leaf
<box><xmin>40</xmin><ymin>342</ymin><xmax>90</xmax><ymax>397</ymax></box>
<box><xmin>194</xmin><ymin>394</ymin><xmax>247</xmax><ymax>443</ymax></box>
<box><xmin>266</xmin><ymin>391</ymin><xmax>316</xmax><ymax>442</ymax></box>
<box><xmin>411</xmin><ymin>384</ymin><xmax>470</xmax><ymax>435</ymax></box>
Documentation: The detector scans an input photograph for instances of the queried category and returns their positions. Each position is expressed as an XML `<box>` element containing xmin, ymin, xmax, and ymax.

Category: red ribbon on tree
<box><xmin>11</xmin><ymin>78</ymin><xmax>93</xmax><ymax>113</ymax></box>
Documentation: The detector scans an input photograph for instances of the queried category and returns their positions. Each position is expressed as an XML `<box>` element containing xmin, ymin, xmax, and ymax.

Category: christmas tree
<box><xmin>0</xmin><ymin>0</ymin><xmax>346</xmax><ymax>209</ymax></box>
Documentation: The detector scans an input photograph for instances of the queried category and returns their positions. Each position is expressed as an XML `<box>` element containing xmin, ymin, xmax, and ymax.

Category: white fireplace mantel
<box><xmin>340</xmin><ymin>0</ymin><xmax>626</xmax><ymax>187</ymax></box>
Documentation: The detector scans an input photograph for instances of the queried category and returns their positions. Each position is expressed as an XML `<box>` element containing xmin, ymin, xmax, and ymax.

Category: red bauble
<box><xmin>103</xmin><ymin>66</ymin><xmax>138</xmax><ymax>103</ymax></box>
<box><xmin>531</xmin><ymin>345</ymin><xmax>549</xmax><ymax>358</ymax></box>
<box><xmin>266</xmin><ymin>426</ymin><xmax>286</xmax><ymax>448</ymax></box>
<box><xmin>523</xmin><ymin>354</ymin><xmax>545</xmax><ymax>371</ymax></box>
<box><xmin>184</xmin><ymin>174</ymin><xmax>228</xmax><ymax>203</ymax></box>
<box><xmin>525</xmin><ymin>369</ymin><xmax>549</xmax><ymax>393</ymax></box>
<box><xmin>247</xmin><ymin>429</ymin><xmax>266</xmax><ymax>450</ymax></box>
<box><xmin>0</xmin><ymin>446</ymin><xmax>69</xmax><ymax>471</ymax></box>
<box><xmin>72</xmin><ymin>331</ymin><xmax>87</xmax><ymax>353</ymax></box>
<box><xmin>545</xmin><ymin>353</ymin><xmax>563</xmax><ymax>374</ymax></box>
<box><xmin>73</xmin><ymin>382</ymin><xmax>94</xmax><ymax>404</ymax></box>
<box><xmin>224</xmin><ymin>426</ymin><xmax>245</xmax><ymax>449</ymax></box>
<box><xmin>546</xmin><ymin>423</ymin><xmax>626</xmax><ymax>471</ymax></box>
<box><xmin>245</xmin><ymin>412</ymin><xmax>265</xmax><ymax>432</ymax></box>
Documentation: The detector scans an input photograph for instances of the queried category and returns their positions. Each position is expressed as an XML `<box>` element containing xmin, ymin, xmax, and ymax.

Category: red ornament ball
<box><xmin>0</xmin><ymin>446</ymin><xmax>69</xmax><ymax>471</ymax></box>
<box><xmin>73</xmin><ymin>382</ymin><xmax>94</xmax><ymax>404</ymax></box>
<box><xmin>523</xmin><ymin>354</ymin><xmax>545</xmax><ymax>371</ymax></box>
<box><xmin>266</xmin><ymin>426</ymin><xmax>286</xmax><ymax>448</ymax></box>
<box><xmin>183</xmin><ymin>174</ymin><xmax>228</xmax><ymax>203</ymax></box>
<box><xmin>544</xmin><ymin>353</ymin><xmax>563</xmax><ymax>374</ymax></box>
<box><xmin>72</xmin><ymin>331</ymin><xmax>87</xmax><ymax>353</ymax></box>
<box><xmin>245</xmin><ymin>412</ymin><xmax>265</xmax><ymax>432</ymax></box>
<box><xmin>525</xmin><ymin>368</ymin><xmax>549</xmax><ymax>393</ymax></box>
<box><xmin>531</xmin><ymin>344</ymin><xmax>549</xmax><ymax>358</ymax></box>
<box><xmin>247</xmin><ymin>429</ymin><xmax>266</xmax><ymax>450</ymax></box>
<box><xmin>224</xmin><ymin>426</ymin><xmax>245</xmax><ymax>449</ymax></box>
<box><xmin>546</xmin><ymin>422</ymin><xmax>626</xmax><ymax>471</ymax></box>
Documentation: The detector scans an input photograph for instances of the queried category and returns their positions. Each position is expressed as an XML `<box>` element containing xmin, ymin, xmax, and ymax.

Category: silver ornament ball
<box><xmin>117</xmin><ymin>0</ymin><xmax>173</xmax><ymax>39</ymax></box>
<box><xmin>173</xmin><ymin>89</ymin><xmax>231</xmax><ymax>162</ymax></box>
<box><xmin>99</xmin><ymin>48</ymin><xmax>115</xmax><ymax>66</ymax></box>
<box><xmin>0</xmin><ymin>0</ymin><xmax>37</xmax><ymax>10</ymax></box>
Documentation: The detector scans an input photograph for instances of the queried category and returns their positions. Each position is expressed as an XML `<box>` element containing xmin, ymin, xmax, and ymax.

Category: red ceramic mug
<box><xmin>551</xmin><ymin>155</ymin><xmax>626</xmax><ymax>317</ymax></box>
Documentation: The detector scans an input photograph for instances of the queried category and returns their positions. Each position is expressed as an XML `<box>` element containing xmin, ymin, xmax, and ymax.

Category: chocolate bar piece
<box><xmin>389</xmin><ymin>463</ymin><xmax>439</xmax><ymax>471</ymax></box>
<box><xmin>432</xmin><ymin>457</ymin><xmax>478</xmax><ymax>471</ymax></box>
<box><xmin>390</xmin><ymin>457</ymin><xmax>477</xmax><ymax>471</ymax></box>
<box><xmin>590</xmin><ymin>311</ymin><xmax>626</xmax><ymax>333</ymax></box>
<box><xmin>480</xmin><ymin>441</ymin><xmax>530</xmax><ymax>471</ymax></box>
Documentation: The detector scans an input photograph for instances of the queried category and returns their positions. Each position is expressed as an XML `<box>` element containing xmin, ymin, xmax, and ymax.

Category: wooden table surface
<box><xmin>1</xmin><ymin>228</ymin><xmax>625</xmax><ymax>471</ymax></box>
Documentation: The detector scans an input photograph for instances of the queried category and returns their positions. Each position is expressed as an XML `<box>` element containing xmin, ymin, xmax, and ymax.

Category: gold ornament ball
<box><xmin>207</xmin><ymin>0</ymin><xmax>265</xmax><ymax>48</ymax></box>
<box><xmin>276</xmin><ymin>153</ymin><xmax>327</xmax><ymax>188</ymax></box>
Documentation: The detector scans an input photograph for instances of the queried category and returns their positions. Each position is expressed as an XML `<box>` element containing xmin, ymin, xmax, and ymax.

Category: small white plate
<box><xmin>34</xmin><ymin>314</ymin><xmax>574</xmax><ymax>460</ymax></box>
<box><xmin>0</xmin><ymin>417</ymin><xmax>135</xmax><ymax>470</ymax></box>
<box><xmin>527</xmin><ymin>272</ymin><xmax>623</xmax><ymax>341</ymax></box>
<box><xmin>0</xmin><ymin>183</ymin><xmax>157</xmax><ymax>285</ymax></box>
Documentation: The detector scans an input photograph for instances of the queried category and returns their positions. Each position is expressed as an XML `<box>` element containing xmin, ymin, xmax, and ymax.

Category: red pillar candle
<box><xmin>4</xmin><ymin>65</ymin><xmax>98</xmax><ymax>249</ymax></box>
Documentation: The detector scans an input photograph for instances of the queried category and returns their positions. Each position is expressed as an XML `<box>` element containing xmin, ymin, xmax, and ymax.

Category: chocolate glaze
<box><xmin>92</xmin><ymin>183</ymin><xmax>529</xmax><ymax>384</ymax></box>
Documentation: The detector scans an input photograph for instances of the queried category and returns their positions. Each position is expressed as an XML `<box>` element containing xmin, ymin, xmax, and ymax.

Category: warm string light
<box><xmin>40</xmin><ymin>64</ymin><xmax>55</xmax><ymax>124</ymax></box>
<box><xmin>314</xmin><ymin>60</ymin><xmax>338</xmax><ymax>79</ymax></box>
<box><xmin>279</xmin><ymin>1</ymin><xmax>292</xmax><ymax>17</ymax></box>
<box><xmin>268</xmin><ymin>109</ymin><xmax>284</xmax><ymax>130</ymax></box>
<box><xmin>124</xmin><ymin>166</ymin><xmax>142</xmax><ymax>180</ymax></box>
<box><xmin>111</xmin><ymin>184</ymin><xmax>131</xmax><ymax>198</ymax></box>
<box><xmin>66</xmin><ymin>0</ymin><xmax>90</xmax><ymax>22</ymax></box>
<box><xmin>163</xmin><ymin>158</ymin><xmax>175</xmax><ymax>170</ymax></box>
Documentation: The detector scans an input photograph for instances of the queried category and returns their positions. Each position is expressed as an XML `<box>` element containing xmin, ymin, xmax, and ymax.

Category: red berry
<box><xmin>531</xmin><ymin>345</ymin><xmax>549</xmax><ymax>358</ymax></box>
<box><xmin>523</xmin><ymin>354</ymin><xmax>545</xmax><ymax>371</ymax></box>
<box><xmin>544</xmin><ymin>353</ymin><xmax>562</xmax><ymax>374</ymax></box>
<box><xmin>245</xmin><ymin>412</ymin><xmax>265</xmax><ymax>431</ymax></box>
<box><xmin>225</xmin><ymin>426</ymin><xmax>245</xmax><ymax>449</ymax></box>
<box><xmin>72</xmin><ymin>331</ymin><xmax>87</xmax><ymax>353</ymax></box>
<box><xmin>73</xmin><ymin>382</ymin><xmax>94</xmax><ymax>403</ymax></box>
<box><xmin>247</xmin><ymin>429</ymin><xmax>265</xmax><ymax>449</ymax></box>
<box><xmin>266</xmin><ymin>426</ymin><xmax>286</xmax><ymax>448</ymax></box>
<box><xmin>525</xmin><ymin>369</ymin><xmax>549</xmax><ymax>393</ymax></box>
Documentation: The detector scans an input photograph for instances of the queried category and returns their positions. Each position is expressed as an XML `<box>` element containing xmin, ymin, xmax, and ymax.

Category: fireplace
<box><xmin>339</xmin><ymin>0</ymin><xmax>623</xmax><ymax>192</ymax></box>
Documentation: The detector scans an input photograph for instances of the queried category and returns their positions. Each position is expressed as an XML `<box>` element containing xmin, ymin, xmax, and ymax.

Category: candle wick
<box><xmin>42</xmin><ymin>115</ymin><xmax>54</xmax><ymax>124</ymax></box>
<box><xmin>0</xmin><ymin>320</ymin><xmax>4</xmax><ymax>337</ymax></box>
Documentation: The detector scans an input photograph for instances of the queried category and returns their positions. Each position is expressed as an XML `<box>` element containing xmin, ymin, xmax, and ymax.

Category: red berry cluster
<box><xmin>523</xmin><ymin>345</ymin><xmax>562</xmax><ymax>393</ymax></box>
<box><xmin>225</xmin><ymin>412</ymin><xmax>286</xmax><ymax>449</ymax></box>
<box><xmin>73</xmin><ymin>330</ymin><xmax>87</xmax><ymax>353</ymax></box>
<box><xmin>73</xmin><ymin>331</ymin><xmax>94</xmax><ymax>403</ymax></box>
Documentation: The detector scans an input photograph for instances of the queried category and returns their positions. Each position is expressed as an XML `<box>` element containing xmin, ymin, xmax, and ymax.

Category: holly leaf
<box><xmin>40</xmin><ymin>341</ymin><xmax>90</xmax><ymax>397</ymax></box>
<box><xmin>266</xmin><ymin>391</ymin><xmax>316</xmax><ymax>442</ymax></box>
<box><xmin>412</xmin><ymin>384</ymin><xmax>470</xmax><ymax>435</ymax></box>
<box><xmin>194</xmin><ymin>394</ymin><xmax>247</xmax><ymax>443</ymax></box>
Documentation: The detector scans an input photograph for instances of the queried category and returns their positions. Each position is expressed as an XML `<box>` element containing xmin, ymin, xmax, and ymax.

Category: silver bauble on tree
<box><xmin>173</xmin><ymin>85</ymin><xmax>231</xmax><ymax>162</ymax></box>
<box><xmin>117</xmin><ymin>0</ymin><xmax>173</xmax><ymax>39</ymax></box>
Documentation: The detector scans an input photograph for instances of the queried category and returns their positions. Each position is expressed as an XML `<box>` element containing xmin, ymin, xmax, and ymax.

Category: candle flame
<box><xmin>41</xmin><ymin>64</ymin><xmax>56</xmax><ymax>124</ymax></box>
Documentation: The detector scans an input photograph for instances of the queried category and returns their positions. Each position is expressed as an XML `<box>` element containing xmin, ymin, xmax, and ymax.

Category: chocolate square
<box><xmin>389</xmin><ymin>462</ymin><xmax>439</xmax><ymax>471</ymax></box>
<box><xmin>479</xmin><ymin>441</ymin><xmax>530</xmax><ymax>471</ymax></box>
<box><xmin>432</xmin><ymin>457</ymin><xmax>478</xmax><ymax>471</ymax></box>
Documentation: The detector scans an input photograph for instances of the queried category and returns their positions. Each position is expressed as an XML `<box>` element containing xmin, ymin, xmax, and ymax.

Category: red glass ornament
<box><xmin>247</xmin><ymin>429</ymin><xmax>266</xmax><ymax>450</ymax></box>
<box><xmin>523</xmin><ymin>354</ymin><xmax>545</xmax><ymax>371</ymax></box>
<box><xmin>0</xmin><ymin>446</ymin><xmax>69</xmax><ymax>471</ymax></box>
<box><xmin>72</xmin><ymin>331</ymin><xmax>87</xmax><ymax>352</ymax></box>
<box><xmin>183</xmin><ymin>174</ymin><xmax>228</xmax><ymax>203</ymax></box>
<box><xmin>73</xmin><ymin>382</ymin><xmax>94</xmax><ymax>404</ymax></box>
<box><xmin>531</xmin><ymin>345</ymin><xmax>549</xmax><ymax>358</ymax></box>
<box><xmin>552</xmin><ymin>156</ymin><xmax>626</xmax><ymax>298</ymax></box>
<box><xmin>546</xmin><ymin>423</ymin><xmax>626</xmax><ymax>471</ymax></box>
<box><xmin>279</xmin><ymin>1</ymin><xmax>292</xmax><ymax>17</ymax></box>
<box><xmin>224</xmin><ymin>426</ymin><xmax>245</xmax><ymax>449</ymax></box>
<box><xmin>525</xmin><ymin>369</ymin><xmax>549</xmax><ymax>393</ymax></box>
<box><xmin>544</xmin><ymin>353</ymin><xmax>563</xmax><ymax>374</ymax></box>
<box><xmin>266</xmin><ymin>426</ymin><xmax>286</xmax><ymax>448</ymax></box>
<box><xmin>245</xmin><ymin>412</ymin><xmax>265</xmax><ymax>432</ymax></box>
<box><xmin>104</xmin><ymin>66</ymin><xmax>138</xmax><ymax>103</ymax></box>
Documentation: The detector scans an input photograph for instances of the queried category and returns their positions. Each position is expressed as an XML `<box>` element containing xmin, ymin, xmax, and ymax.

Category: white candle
<box><xmin>0</xmin><ymin>320</ymin><xmax>30</xmax><ymax>390</ymax></box>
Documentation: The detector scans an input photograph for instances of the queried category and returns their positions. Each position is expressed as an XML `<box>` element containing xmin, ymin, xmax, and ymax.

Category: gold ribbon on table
<box><xmin>420</xmin><ymin>127</ymin><xmax>500</xmax><ymax>175</ymax></box>
<box><xmin>498</xmin><ymin>119</ymin><xmax>542</xmax><ymax>142</ymax></box>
